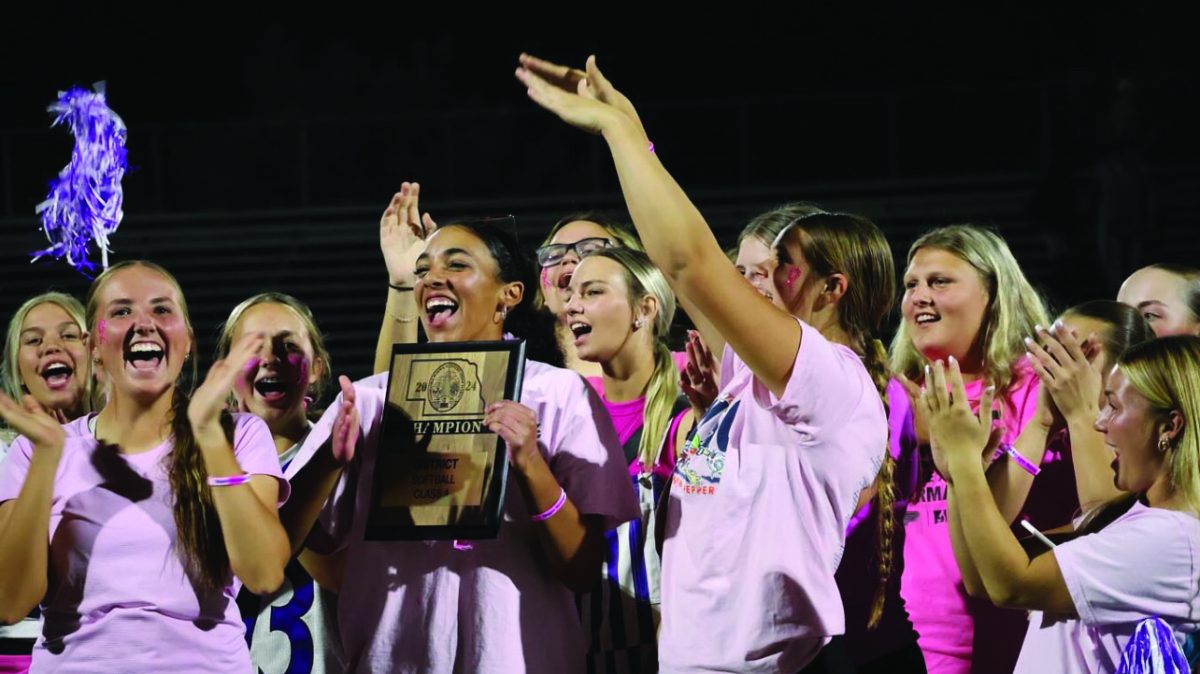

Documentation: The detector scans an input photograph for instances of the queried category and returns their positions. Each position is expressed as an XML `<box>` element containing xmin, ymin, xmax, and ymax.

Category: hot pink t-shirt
<box><xmin>287</xmin><ymin>360</ymin><xmax>640</xmax><ymax>674</ymax></box>
<box><xmin>659</xmin><ymin>320</ymin><xmax>888</xmax><ymax>673</ymax></box>
<box><xmin>898</xmin><ymin>359</ymin><xmax>1041</xmax><ymax>674</ymax></box>
<box><xmin>586</xmin><ymin>383</ymin><xmax>683</xmax><ymax>479</ymax></box>
<box><xmin>0</xmin><ymin>413</ymin><xmax>287</xmax><ymax>674</ymax></box>
<box><xmin>1014</xmin><ymin>502</ymin><xmax>1200</xmax><ymax>673</ymax></box>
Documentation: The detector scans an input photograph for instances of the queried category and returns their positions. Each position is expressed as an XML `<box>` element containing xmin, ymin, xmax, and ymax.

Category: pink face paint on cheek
<box><xmin>290</xmin><ymin>354</ymin><xmax>311</xmax><ymax>395</ymax></box>
<box><xmin>540</xmin><ymin>268</ymin><xmax>551</xmax><ymax>288</ymax></box>
<box><xmin>785</xmin><ymin>266</ymin><xmax>802</xmax><ymax>290</ymax></box>
<box><xmin>96</xmin><ymin>320</ymin><xmax>107</xmax><ymax>345</ymax></box>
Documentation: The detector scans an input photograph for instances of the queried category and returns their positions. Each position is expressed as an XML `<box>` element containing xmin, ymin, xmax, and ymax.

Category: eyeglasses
<box><xmin>535</xmin><ymin>237</ymin><xmax>615</xmax><ymax>267</ymax></box>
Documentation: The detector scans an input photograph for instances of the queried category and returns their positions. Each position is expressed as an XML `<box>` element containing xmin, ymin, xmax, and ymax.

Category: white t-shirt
<box><xmin>245</xmin><ymin>436</ymin><xmax>344</xmax><ymax>674</ymax></box>
<box><xmin>1015</xmin><ymin>501</ymin><xmax>1200</xmax><ymax>673</ymax></box>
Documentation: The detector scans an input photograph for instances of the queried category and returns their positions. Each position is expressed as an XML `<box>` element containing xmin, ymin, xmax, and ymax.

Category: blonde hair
<box><xmin>2</xmin><ymin>292</ymin><xmax>95</xmax><ymax>414</ymax></box>
<box><xmin>216</xmin><ymin>292</ymin><xmax>331</xmax><ymax>408</ymax></box>
<box><xmin>586</xmin><ymin>247</ymin><xmax>680</xmax><ymax>467</ymax></box>
<box><xmin>890</xmin><ymin>224</ymin><xmax>1049</xmax><ymax>395</ymax></box>
<box><xmin>86</xmin><ymin>261</ymin><xmax>229</xmax><ymax>594</ymax></box>
<box><xmin>1118</xmin><ymin>336</ymin><xmax>1200</xmax><ymax>514</ymax></box>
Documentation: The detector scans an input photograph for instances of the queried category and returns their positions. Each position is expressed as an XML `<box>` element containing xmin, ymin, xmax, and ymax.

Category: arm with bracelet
<box><xmin>188</xmin><ymin>332</ymin><xmax>290</xmax><ymax>595</ymax></box>
<box><xmin>986</xmin><ymin>399</ymin><xmax>1053</xmax><ymax>524</ymax></box>
<box><xmin>484</xmin><ymin>395</ymin><xmax>611</xmax><ymax>592</ymax></box>
<box><xmin>374</xmin><ymin>182</ymin><xmax>438</xmax><ymax>374</ymax></box>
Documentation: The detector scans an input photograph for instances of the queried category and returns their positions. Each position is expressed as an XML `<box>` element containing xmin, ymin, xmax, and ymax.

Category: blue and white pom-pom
<box><xmin>33</xmin><ymin>82</ymin><xmax>127</xmax><ymax>275</ymax></box>
<box><xmin>1117</xmin><ymin>617</ymin><xmax>1191</xmax><ymax>674</ymax></box>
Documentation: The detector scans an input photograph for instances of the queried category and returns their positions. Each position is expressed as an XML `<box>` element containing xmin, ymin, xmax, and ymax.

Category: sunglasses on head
<box><xmin>535</xmin><ymin>237</ymin><xmax>616</xmax><ymax>268</ymax></box>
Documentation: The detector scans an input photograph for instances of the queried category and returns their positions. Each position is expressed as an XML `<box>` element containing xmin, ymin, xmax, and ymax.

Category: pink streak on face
<box><xmin>290</xmin><ymin>353</ymin><xmax>311</xmax><ymax>398</ymax></box>
<box><xmin>785</xmin><ymin>266</ymin><xmax>802</xmax><ymax>290</ymax></box>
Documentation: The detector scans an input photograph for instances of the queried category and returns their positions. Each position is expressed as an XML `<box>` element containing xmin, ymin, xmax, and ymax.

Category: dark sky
<box><xmin>3</xmin><ymin>7</ymin><xmax>1196</xmax><ymax>218</ymax></box>
<box><xmin>3</xmin><ymin>7</ymin><xmax>1194</xmax><ymax>128</ymax></box>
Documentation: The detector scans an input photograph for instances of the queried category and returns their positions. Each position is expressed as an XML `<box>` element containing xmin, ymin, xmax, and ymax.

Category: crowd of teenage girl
<box><xmin>2</xmin><ymin>55</ymin><xmax>1199</xmax><ymax>674</ymax></box>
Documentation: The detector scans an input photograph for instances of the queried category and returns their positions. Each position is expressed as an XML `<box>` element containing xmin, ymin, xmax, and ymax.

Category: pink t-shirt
<box><xmin>659</xmin><ymin>320</ymin><xmax>888</xmax><ymax>673</ymax></box>
<box><xmin>0</xmin><ymin>420</ymin><xmax>91</xmax><ymax>673</ymax></box>
<box><xmin>287</xmin><ymin>360</ymin><xmax>640</xmax><ymax>674</ymax></box>
<box><xmin>586</xmin><ymin>383</ymin><xmax>683</xmax><ymax>479</ymax></box>
<box><xmin>0</xmin><ymin>413</ymin><xmax>287</xmax><ymax>674</ymax></box>
<box><xmin>1014</xmin><ymin>502</ymin><xmax>1200</xmax><ymax>673</ymax></box>
<box><xmin>898</xmin><ymin>359</ymin><xmax>1041</xmax><ymax>674</ymax></box>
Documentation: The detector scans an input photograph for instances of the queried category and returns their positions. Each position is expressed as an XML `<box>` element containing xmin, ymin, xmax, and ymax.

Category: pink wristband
<box><xmin>531</xmin><ymin>488</ymin><xmax>567</xmax><ymax>522</ymax></box>
<box><xmin>207</xmin><ymin>473</ymin><xmax>253</xmax><ymax>487</ymax></box>
<box><xmin>995</xmin><ymin>443</ymin><xmax>1041</xmax><ymax>477</ymax></box>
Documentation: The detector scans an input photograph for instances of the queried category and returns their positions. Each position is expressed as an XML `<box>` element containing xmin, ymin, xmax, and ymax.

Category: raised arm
<box><xmin>1025</xmin><ymin>323</ymin><xmax>1124</xmax><ymax>513</ymax></box>
<box><xmin>375</xmin><ymin>182</ymin><xmax>438</xmax><ymax>373</ymax></box>
<box><xmin>517</xmin><ymin>55</ymin><xmax>801</xmax><ymax>397</ymax></box>
<box><xmin>188</xmin><ymin>332</ymin><xmax>290</xmax><ymax>595</ymax></box>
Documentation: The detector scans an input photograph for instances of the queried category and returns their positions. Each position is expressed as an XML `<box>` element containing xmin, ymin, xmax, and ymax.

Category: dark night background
<box><xmin>1</xmin><ymin>8</ymin><xmax>1197</xmax><ymax>389</ymax></box>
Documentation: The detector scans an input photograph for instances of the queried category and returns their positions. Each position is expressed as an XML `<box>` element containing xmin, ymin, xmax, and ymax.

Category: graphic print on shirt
<box><xmin>239</xmin><ymin>451</ymin><xmax>330</xmax><ymax>674</ymax></box>
<box><xmin>671</xmin><ymin>396</ymin><xmax>740</xmax><ymax>496</ymax></box>
<box><xmin>241</xmin><ymin>559</ymin><xmax>318</xmax><ymax>674</ymax></box>
<box><xmin>907</xmin><ymin>450</ymin><xmax>950</xmax><ymax>526</ymax></box>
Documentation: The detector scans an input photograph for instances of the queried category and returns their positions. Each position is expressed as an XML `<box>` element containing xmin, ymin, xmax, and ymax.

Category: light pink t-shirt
<box><xmin>659</xmin><ymin>320</ymin><xmax>888</xmax><ymax>673</ymax></box>
<box><xmin>898</xmin><ymin>360</ymin><xmax>1041</xmax><ymax>674</ymax></box>
<box><xmin>0</xmin><ymin>413</ymin><xmax>287</xmax><ymax>674</ymax></box>
<box><xmin>287</xmin><ymin>360</ymin><xmax>639</xmax><ymax>674</ymax></box>
<box><xmin>1014</xmin><ymin>502</ymin><xmax>1200</xmax><ymax>673</ymax></box>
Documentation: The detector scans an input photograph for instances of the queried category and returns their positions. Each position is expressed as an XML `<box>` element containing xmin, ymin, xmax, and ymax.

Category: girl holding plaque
<box><xmin>285</xmin><ymin>221</ymin><xmax>638</xmax><ymax>673</ymax></box>
<box><xmin>518</xmin><ymin>54</ymin><xmax>895</xmax><ymax>673</ymax></box>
